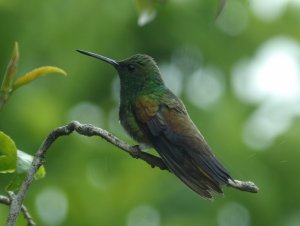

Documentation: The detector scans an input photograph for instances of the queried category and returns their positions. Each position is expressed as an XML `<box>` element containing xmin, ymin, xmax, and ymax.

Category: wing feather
<box><xmin>135</xmin><ymin>93</ymin><xmax>232</xmax><ymax>199</ymax></box>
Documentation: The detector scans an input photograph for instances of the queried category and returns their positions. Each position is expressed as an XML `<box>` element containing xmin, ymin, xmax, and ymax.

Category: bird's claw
<box><xmin>130</xmin><ymin>145</ymin><xmax>141</xmax><ymax>158</ymax></box>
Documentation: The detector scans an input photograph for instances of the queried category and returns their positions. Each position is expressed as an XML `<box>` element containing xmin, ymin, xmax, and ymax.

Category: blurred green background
<box><xmin>1</xmin><ymin>0</ymin><xmax>300</xmax><ymax>225</ymax></box>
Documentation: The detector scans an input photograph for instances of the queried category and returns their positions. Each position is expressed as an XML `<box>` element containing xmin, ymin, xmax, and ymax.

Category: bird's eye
<box><xmin>128</xmin><ymin>64</ymin><xmax>135</xmax><ymax>71</ymax></box>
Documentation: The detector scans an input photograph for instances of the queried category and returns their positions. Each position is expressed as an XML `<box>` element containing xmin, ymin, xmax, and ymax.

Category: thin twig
<box><xmin>227</xmin><ymin>179</ymin><xmax>259</xmax><ymax>193</ymax></box>
<box><xmin>0</xmin><ymin>195</ymin><xmax>36</xmax><ymax>226</ymax></box>
<box><xmin>5</xmin><ymin>121</ymin><xmax>167</xmax><ymax>226</ymax></box>
<box><xmin>6</xmin><ymin>121</ymin><xmax>258</xmax><ymax>226</ymax></box>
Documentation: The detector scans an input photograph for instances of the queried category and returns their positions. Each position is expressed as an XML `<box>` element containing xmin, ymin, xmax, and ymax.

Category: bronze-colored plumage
<box><xmin>77</xmin><ymin>50</ymin><xmax>257</xmax><ymax>199</ymax></box>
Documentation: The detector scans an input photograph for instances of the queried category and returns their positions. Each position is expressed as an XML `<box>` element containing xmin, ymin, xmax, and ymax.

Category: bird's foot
<box><xmin>130</xmin><ymin>145</ymin><xmax>142</xmax><ymax>159</ymax></box>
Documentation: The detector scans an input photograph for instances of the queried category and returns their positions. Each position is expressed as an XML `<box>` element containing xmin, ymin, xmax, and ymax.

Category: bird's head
<box><xmin>77</xmin><ymin>50</ymin><xmax>164</xmax><ymax>94</ymax></box>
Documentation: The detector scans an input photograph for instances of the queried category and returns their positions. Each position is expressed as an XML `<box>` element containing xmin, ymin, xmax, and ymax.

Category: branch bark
<box><xmin>5</xmin><ymin>121</ymin><xmax>258</xmax><ymax>226</ymax></box>
<box><xmin>5</xmin><ymin>121</ymin><xmax>167</xmax><ymax>226</ymax></box>
<box><xmin>0</xmin><ymin>195</ymin><xmax>36</xmax><ymax>226</ymax></box>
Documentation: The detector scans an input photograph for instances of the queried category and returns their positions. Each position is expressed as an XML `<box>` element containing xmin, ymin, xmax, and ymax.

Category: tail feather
<box><xmin>138</xmin><ymin>104</ymin><xmax>232</xmax><ymax>199</ymax></box>
<box><xmin>153</xmin><ymin>135</ymin><xmax>227</xmax><ymax>199</ymax></box>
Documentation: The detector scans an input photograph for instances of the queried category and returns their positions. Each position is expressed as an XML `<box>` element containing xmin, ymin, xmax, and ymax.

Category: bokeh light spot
<box><xmin>171</xmin><ymin>46</ymin><xmax>203</xmax><ymax>74</ymax></box>
<box><xmin>249</xmin><ymin>0</ymin><xmax>286</xmax><ymax>22</ymax></box>
<box><xmin>138</xmin><ymin>10</ymin><xmax>157</xmax><ymax>27</ymax></box>
<box><xmin>126</xmin><ymin>205</ymin><xmax>160</xmax><ymax>226</ymax></box>
<box><xmin>111</xmin><ymin>76</ymin><xmax>120</xmax><ymax>103</ymax></box>
<box><xmin>68</xmin><ymin>102</ymin><xmax>104</xmax><ymax>126</ymax></box>
<box><xmin>217</xmin><ymin>202</ymin><xmax>250</xmax><ymax>226</ymax></box>
<box><xmin>249</xmin><ymin>0</ymin><xmax>300</xmax><ymax>22</ymax></box>
<box><xmin>35</xmin><ymin>187</ymin><xmax>68</xmax><ymax>226</ymax></box>
<box><xmin>86</xmin><ymin>158</ymin><xmax>113</xmax><ymax>191</ymax></box>
<box><xmin>232</xmin><ymin>36</ymin><xmax>300</xmax><ymax>150</ymax></box>
<box><xmin>242</xmin><ymin>101</ymin><xmax>296</xmax><ymax>150</ymax></box>
<box><xmin>232</xmin><ymin>36</ymin><xmax>300</xmax><ymax>104</ymax></box>
<box><xmin>217</xmin><ymin>0</ymin><xmax>249</xmax><ymax>36</ymax></box>
<box><xmin>283</xmin><ymin>213</ymin><xmax>300</xmax><ymax>226</ymax></box>
<box><xmin>186</xmin><ymin>66</ymin><xmax>225</xmax><ymax>109</ymax></box>
<box><xmin>160</xmin><ymin>63</ymin><xmax>183</xmax><ymax>96</ymax></box>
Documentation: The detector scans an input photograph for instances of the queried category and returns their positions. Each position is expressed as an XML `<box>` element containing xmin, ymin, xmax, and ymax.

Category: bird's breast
<box><xmin>119</xmin><ymin>104</ymin><xmax>150</xmax><ymax>145</ymax></box>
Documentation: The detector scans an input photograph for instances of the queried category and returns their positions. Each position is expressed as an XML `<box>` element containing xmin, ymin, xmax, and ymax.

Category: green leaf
<box><xmin>13</xmin><ymin>66</ymin><xmax>67</xmax><ymax>91</ymax></box>
<box><xmin>34</xmin><ymin>164</ymin><xmax>46</xmax><ymax>180</ymax></box>
<box><xmin>6</xmin><ymin>173</ymin><xmax>26</xmax><ymax>192</ymax></box>
<box><xmin>16</xmin><ymin>150</ymin><xmax>46</xmax><ymax>179</ymax></box>
<box><xmin>135</xmin><ymin>0</ymin><xmax>157</xmax><ymax>26</ymax></box>
<box><xmin>0</xmin><ymin>131</ymin><xmax>17</xmax><ymax>173</ymax></box>
<box><xmin>6</xmin><ymin>150</ymin><xmax>46</xmax><ymax>192</ymax></box>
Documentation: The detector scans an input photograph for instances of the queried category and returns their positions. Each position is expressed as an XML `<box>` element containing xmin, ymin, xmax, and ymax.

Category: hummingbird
<box><xmin>76</xmin><ymin>50</ymin><xmax>256</xmax><ymax>199</ymax></box>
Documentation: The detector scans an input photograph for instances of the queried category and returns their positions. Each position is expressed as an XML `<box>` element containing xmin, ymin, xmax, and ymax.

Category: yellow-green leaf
<box><xmin>0</xmin><ymin>131</ymin><xmax>17</xmax><ymax>173</ymax></box>
<box><xmin>34</xmin><ymin>165</ymin><xmax>46</xmax><ymax>180</ymax></box>
<box><xmin>13</xmin><ymin>66</ymin><xmax>67</xmax><ymax>90</ymax></box>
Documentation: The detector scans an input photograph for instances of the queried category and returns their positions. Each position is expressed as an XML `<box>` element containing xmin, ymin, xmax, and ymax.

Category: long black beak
<box><xmin>76</xmin><ymin>49</ymin><xmax>119</xmax><ymax>67</ymax></box>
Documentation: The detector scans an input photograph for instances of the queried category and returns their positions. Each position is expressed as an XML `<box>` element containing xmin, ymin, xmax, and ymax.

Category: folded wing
<box><xmin>135</xmin><ymin>93</ymin><xmax>232</xmax><ymax>199</ymax></box>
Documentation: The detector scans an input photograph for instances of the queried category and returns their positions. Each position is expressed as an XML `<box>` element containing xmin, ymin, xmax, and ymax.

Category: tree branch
<box><xmin>5</xmin><ymin>121</ymin><xmax>167</xmax><ymax>226</ymax></box>
<box><xmin>227</xmin><ymin>179</ymin><xmax>258</xmax><ymax>193</ymax></box>
<box><xmin>0</xmin><ymin>195</ymin><xmax>36</xmax><ymax>226</ymax></box>
<box><xmin>6</xmin><ymin>121</ymin><xmax>258</xmax><ymax>226</ymax></box>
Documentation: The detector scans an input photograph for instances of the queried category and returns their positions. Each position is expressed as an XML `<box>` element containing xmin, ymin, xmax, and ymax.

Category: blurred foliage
<box><xmin>0</xmin><ymin>0</ymin><xmax>300</xmax><ymax>226</ymax></box>
<box><xmin>0</xmin><ymin>42</ymin><xmax>66</xmax><ymax>111</ymax></box>
<box><xmin>0</xmin><ymin>129</ymin><xmax>45</xmax><ymax>192</ymax></box>
<box><xmin>135</xmin><ymin>0</ymin><xmax>158</xmax><ymax>26</ymax></box>
<box><xmin>0</xmin><ymin>42</ymin><xmax>19</xmax><ymax>111</ymax></box>
<box><xmin>5</xmin><ymin>150</ymin><xmax>46</xmax><ymax>192</ymax></box>
<box><xmin>0</xmin><ymin>131</ymin><xmax>17</xmax><ymax>173</ymax></box>
<box><xmin>0</xmin><ymin>42</ymin><xmax>64</xmax><ymax>196</ymax></box>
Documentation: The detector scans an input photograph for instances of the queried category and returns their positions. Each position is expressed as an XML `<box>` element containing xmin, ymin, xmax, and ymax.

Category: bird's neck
<box><xmin>120</xmin><ymin>82</ymin><xmax>165</xmax><ymax>108</ymax></box>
